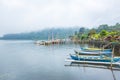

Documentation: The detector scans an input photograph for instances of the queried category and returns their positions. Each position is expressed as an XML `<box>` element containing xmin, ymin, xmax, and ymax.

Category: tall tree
<box><xmin>79</xmin><ymin>27</ymin><xmax>85</xmax><ymax>34</ymax></box>
<box><xmin>88</xmin><ymin>29</ymin><xmax>96</xmax><ymax>38</ymax></box>
<box><xmin>100</xmin><ymin>30</ymin><xmax>108</xmax><ymax>38</ymax></box>
<box><xmin>97</xmin><ymin>24</ymin><xmax>109</xmax><ymax>32</ymax></box>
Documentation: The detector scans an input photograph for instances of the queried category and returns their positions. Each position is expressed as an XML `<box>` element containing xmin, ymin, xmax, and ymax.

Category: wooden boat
<box><xmin>74</xmin><ymin>50</ymin><xmax>112</xmax><ymax>56</ymax></box>
<box><xmin>65</xmin><ymin>47</ymin><xmax>120</xmax><ymax>67</ymax></box>
<box><xmin>70</xmin><ymin>54</ymin><xmax>120</xmax><ymax>62</ymax></box>
<box><xmin>80</xmin><ymin>47</ymin><xmax>112</xmax><ymax>52</ymax></box>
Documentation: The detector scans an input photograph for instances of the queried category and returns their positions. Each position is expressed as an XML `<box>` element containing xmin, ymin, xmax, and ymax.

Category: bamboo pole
<box><xmin>102</xmin><ymin>45</ymin><xmax>104</xmax><ymax>51</ymax></box>
<box><xmin>111</xmin><ymin>47</ymin><xmax>114</xmax><ymax>69</ymax></box>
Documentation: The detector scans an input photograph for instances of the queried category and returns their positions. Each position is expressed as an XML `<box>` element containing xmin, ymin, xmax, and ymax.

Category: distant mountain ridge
<box><xmin>0</xmin><ymin>28</ymin><xmax>79</xmax><ymax>40</ymax></box>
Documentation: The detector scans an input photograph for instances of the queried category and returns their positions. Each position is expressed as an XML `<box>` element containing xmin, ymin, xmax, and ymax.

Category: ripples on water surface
<box><xmin>0</xmin><ymin>40</ymin><xmax>120</xmax><ymax>80</ymax></box>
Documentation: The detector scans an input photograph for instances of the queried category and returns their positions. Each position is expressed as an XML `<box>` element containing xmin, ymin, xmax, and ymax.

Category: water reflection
<box><xmin>0</xmin><ymin>40</ymin><xmax>120</xmax><ymax>80</ymax></box>
<box><xmin>65</xmin><ymin>62</ymin><xmax>120</xmax><ymax>80</ymax></box>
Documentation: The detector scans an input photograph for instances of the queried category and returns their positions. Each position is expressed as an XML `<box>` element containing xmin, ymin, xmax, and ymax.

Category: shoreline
<box><xmin>72</xmin><ymin>40</ymin><xmax>120</xmax><ymax>56</ymax></box>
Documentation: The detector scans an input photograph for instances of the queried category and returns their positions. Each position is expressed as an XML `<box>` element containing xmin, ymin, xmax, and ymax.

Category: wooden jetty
<box><xmin>35</xmin><ymin>39</ymin><xmax>66</xmax><ymax>45</ymax></box>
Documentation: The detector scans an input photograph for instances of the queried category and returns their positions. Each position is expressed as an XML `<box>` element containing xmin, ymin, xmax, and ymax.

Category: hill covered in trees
<box><xmin>0</xmin><ymin>23</ymin><xmax>120</xmax><ymax>40</ymax></box>
<box><xmin>72</xmin><ymin>23</ymin><xmax>120</xmax><ymax>41</ymax></box>
<box><xmin>0</xmin><ymin>28</ymin><xmax>79</xmax><ymax>40</ymax></box>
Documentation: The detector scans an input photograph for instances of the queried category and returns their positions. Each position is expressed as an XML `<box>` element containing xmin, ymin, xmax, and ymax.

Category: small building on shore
<box><xmin>104</xmin><ymin>35</ymin><xmax>120</xmax><ymax>42</ymax></box>
<box><xmin>115</xmin><ymin>36</ymin><xmax>120</xmax><ymax>41</ymax></box>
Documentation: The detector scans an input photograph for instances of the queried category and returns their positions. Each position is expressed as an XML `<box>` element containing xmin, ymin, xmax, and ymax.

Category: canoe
<box><xmin>70</xmin><ymin>54</ymin><xmax>120</xmax><ymax>62</ymax></box>
<box><xmin>74</xmin><ymin>50</ymin><xmax>112</xmax><ymax>56</ymax></box>
<box><xmin>80</xmin><ymin>47</ymin><xmax>112</xmax><ymax>52</ymax></box>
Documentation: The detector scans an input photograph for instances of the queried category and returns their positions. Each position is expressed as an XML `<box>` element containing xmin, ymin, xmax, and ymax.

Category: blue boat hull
<box><xmin>74</xmin><ymin>50</ymin><xmax>112</xmax><ymax>56</ymax></box>
<box><xmin>70</xmin><ymin>54</ymin><xmax>120</xmax><ymax>62</ymax></box>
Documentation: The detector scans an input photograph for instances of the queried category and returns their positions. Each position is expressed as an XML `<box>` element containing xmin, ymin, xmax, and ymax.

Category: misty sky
<box><xmin>0</xmin><ymin>0</ymin><xmax>120</xmax><ymax>36</ymax></box>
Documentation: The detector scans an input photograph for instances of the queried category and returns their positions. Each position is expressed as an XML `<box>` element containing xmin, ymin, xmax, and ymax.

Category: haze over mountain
<box><xmin>0</xmin><ymin>0</ymin><xmax>120</xmax><ymax>36</ymax></box>
<box><xmin>0</xmin><ymin>28</ymin><xmax>80</xmax><ymax>40</ymax></box>
<box><xmin>0</xmin><ymin>23</ymin><xmax>119</xmax><ymax>40</ymax></box>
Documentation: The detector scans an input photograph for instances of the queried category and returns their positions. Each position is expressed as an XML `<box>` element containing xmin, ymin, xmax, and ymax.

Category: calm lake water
<box><xmin>0</xmin><ymin>40</ymin><xmax>120</xmax><ymax>80</ymax></box>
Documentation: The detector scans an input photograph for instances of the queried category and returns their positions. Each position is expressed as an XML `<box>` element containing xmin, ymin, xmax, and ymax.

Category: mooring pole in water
<box><xmin>102</xmin><ymin>45</ymin><xmax>104</xmax><ymax>51</ymax></box>
<box><xmin>111</xmin><ymin>47</ymin><xmax>114</xmax><ymax>69</ymax></box>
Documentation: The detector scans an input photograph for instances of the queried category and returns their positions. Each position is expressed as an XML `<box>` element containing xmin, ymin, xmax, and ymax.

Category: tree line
<box><xmin>72</xmin><ymin>23</ymin><xmax>120</xmax><ymax>42</ymax></box>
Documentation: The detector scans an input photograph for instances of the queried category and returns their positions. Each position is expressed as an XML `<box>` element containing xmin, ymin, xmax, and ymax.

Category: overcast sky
<box><xmin>0</xmin><ymin>0</ymin><xmax>120</xmax><ymax>36</ymax></box>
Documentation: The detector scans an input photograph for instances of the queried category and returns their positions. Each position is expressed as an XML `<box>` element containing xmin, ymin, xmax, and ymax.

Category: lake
<box><xmin>0</xmin><ymin>40</ymin><xmax>120</xmax><ymax>80</ymax></box>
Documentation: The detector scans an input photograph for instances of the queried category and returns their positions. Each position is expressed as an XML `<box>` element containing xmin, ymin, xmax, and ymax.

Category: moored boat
<box><xmin>80</xmin><ymin>47</ymin><xmax>112</xmax><ymax>52</ymax></box>
<box><xmin>70</xmin><ymin>54</ymin><xmax>120</xmax><ymax>62</ymax></box>
<box><xmin>74</xmin><ymin>49</ymin><xmax>112</xmax><ymax>56</ymax></box>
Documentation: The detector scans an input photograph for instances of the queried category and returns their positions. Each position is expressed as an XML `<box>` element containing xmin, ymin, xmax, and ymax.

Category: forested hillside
<box><xmin>0</xmin><ymin>28</ymin><xmax>79</xmax><ymax>40</ymax></box>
